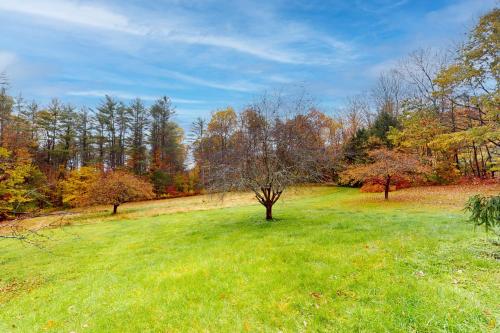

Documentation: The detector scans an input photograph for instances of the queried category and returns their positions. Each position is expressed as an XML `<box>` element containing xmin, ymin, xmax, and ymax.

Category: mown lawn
<box><xmin>0</xmin><ymin>186</ymin><xmax>498</xmax><ymax>332</ymax></box>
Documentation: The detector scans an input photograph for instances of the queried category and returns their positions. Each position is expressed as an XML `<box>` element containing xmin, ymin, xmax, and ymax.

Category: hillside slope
<box><xmin>0</xmin><ymin>186</ymin><xmax>499</xmax><ymax>332</ymax></box>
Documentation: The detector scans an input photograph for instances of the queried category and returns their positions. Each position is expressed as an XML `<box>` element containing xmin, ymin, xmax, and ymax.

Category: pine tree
<box><xmin>127</xmin><ymin>98</ymin><xmax>148</xmax><ymax>175</ymax></box>
<box><xmin>96</xmin><ymin>95</ymin><xmax>119</xmax><ymax>169</ymax></box>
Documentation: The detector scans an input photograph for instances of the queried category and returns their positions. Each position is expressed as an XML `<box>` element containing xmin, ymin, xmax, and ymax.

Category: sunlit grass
<box><xmin>0</xmin><ymin>185</ymin><xmax>499</xmax><ymax>332</ymax></box>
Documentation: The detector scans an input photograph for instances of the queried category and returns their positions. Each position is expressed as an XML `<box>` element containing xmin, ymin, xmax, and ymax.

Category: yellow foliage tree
<box><xmin>60</xmin><ymin>166</ymin><xmax>100</xmax><ymax>207</ymax></box>
<box><xmin>0</xmin><ymin>147</ymin><xmax>36</xmax><ymax>219</ymax></box>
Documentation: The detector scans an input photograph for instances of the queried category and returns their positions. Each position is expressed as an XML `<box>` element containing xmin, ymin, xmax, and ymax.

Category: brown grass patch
<box><xmin>0</xmin><ymin>186</ymin><xmax>326</xmax><ymax>235</ymax></box>
<box><xmin>352</xmin><ymin>184</ymin><xmax>500</xmax><ymax>209</ymax></box>
<box><xmin>0</xmin><ymin>278</ymin><xmax>42</xmax><ymax>303</ymax></box>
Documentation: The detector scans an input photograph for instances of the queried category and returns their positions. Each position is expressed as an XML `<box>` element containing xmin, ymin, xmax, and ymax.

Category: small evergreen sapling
<box><xmin>464</xmin><ymin>194</ymin><xmax>500</xmax><ymax>237</ymax></box>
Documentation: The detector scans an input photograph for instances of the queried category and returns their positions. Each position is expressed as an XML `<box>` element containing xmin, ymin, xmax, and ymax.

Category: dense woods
<box><xmin>0</xmin><ymin>8</ymin><xmax>498</xmax><ymax>219</ymax></box>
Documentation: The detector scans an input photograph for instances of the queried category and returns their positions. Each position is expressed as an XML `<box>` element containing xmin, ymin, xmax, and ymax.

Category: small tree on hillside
<box><xmin>341</xmin><ymin>148</ymin><xmax>429</xmax><ymax>200</ymax></box>
<box><xmin>85</xmin><ymin>170</ymin><xmax>154</xmax><ymax>214</ymax></box>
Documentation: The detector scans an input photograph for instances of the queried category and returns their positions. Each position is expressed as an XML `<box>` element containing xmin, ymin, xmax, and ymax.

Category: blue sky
<box><xmin>0</xmin><ymin>0</ymin><xmax>496</xmax><ymax>129</ymax></box>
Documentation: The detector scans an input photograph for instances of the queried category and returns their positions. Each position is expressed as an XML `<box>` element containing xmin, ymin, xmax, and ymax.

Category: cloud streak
<box><xmin>67</xmin><ymin>90</ymin><xmax>206</xmax><ymax>104</ymax></box>
<box><xmin>159</xmin><ymin>70</ymin><xmax>264</xmax><ymax>92</ymax></box>
<box><xmin>0</xmin><ymin>51</ymin><xmax>17</xmax><ymax>72</ymax></box>
<box><xmin>0</xmin><ymin>0</ymin><xmax>352</xmax><ymax>65</ymax></box>
<box><xmin>0</xmin><ymin>0</ymin><xmax>142</xmax><ymax>34</ymax></box>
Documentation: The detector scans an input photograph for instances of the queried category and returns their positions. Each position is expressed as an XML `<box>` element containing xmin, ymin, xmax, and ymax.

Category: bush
<box><xmin>464</xmin><ymin>194</ymin><xmax>500</xmax><ymax>236</ymax></box>
<box><xmin>359</xmin><ymin>175</ymin><xmax>410</xmax><ymax>193</ymax></box>
<box><xmin>360</xmin><ymin>183</ymin><xmax>396</xmax><ymax>193</ymax></box>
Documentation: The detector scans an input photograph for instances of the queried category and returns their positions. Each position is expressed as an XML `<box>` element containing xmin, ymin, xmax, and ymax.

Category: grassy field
<box><xmin>0</xmin><ymin>185</ymin><xmax>499</xmax><ymax>332</ymax></box>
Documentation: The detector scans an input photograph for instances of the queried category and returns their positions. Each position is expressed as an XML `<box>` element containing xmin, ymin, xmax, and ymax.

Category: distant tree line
<box><xmin>0</xmin><ymin>8</ymin><xmax>498</xmax><ymax>219</ymax></box>
<box><xmin>0</xmin><ymin>90</ymin><xmax>189</xmax><ymax>217</ymax></box>
<box><xmin>338</xmin><ymin>9</ymin><xmax>499</xmax><ymax>189</ymax></box>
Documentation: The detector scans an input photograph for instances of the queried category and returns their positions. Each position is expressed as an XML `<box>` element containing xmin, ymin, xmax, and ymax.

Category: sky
<box><xmin>0</xmin><ymin>0</ymin><xmax>497</xmax><ymax>129</ymax></box>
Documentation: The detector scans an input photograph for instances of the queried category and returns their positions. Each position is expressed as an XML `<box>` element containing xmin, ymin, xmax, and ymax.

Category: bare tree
<box><xmin>189</xmin><ymin>117</ymin><xmax>207</xmax><ymax>185</ymax></box>
<box><xmin>206</xmin><ymin>91</ymin><xmax>321</xmax><ymax>220</ymax></box>
<box><xmin>0</xmin><ymin>71</ymin><xmax>8</xmax><ymax>88</ymax></box>
<box><xmin>399</xmin><ymin>48</ymin><xmax>450</xmax><ymax>109</ymax></box>
<box><xmin>340</xmin><ymin>94</ymin><xmax>373</xmax><ymax>138</ymax></box>
<box><xmin>0</xmin><ymin>217</ymin><xmax>58</xmax><ymax>248</ymax></box>
<box><xmin>0</xmin><ymin>196</ymin><xmax>72</xmax><ymax>248</ymax></box>
<box><xmin>371</xmin><ymin>69</ymin><xmax>407</xmax><ymax>116</ymax></box>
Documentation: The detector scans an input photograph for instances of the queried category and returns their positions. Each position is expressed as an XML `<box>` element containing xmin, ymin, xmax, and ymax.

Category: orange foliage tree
<box><xmin>84</xmin><ymin>170</ymin><xmax>154</xmax><ymax>214</ymax></box>
<box><xmin>341</xmin><ymin>148</ymin><xmax>429</xmax><ymax>200</ymax></box>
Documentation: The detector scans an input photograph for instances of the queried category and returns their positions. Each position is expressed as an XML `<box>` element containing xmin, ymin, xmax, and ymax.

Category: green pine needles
<box><xmin>464</xmin><ymin>194</ymin><xmax>500</xmax><ymax>236</ymax></box>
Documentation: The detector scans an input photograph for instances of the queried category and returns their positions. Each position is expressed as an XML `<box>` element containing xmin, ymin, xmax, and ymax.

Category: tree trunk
<box><xmin>113</xmin><ymin>204</ymin><xmax>119</xmax><ymax>214</ymax></box>
<box><xmin>454</xmin><ymin>150</ymin><xmax>460</xmax><ymax>171</ymax></box>
<box><xmin>472</xmin><ymin>142</ymin><xmax>482</xmax><ymax>178</ymax></box>
<box><xmin>384</xmin><ymin>175</ymin><xmax>391</xmax><ymax>200</ymax></box>
<box><xmin>484</xmin><ymin>145</ymin><xmax>494</xmax><ymax>178</ymax></box>
<box><xmin>265</xmin><ymin>203</ymin><xmax>273</xmax><ymax>220</ymax></box>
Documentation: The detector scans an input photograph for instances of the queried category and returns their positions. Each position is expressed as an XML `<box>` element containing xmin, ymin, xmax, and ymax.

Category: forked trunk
<box><xmin>265</xmin><ymin>203</ymin><xmax>273</xmax><ymax>220</ymax></box>
<box><xmin>384</xmin><ymin>175</ymin><xmax>391</xmax><ymax>200</ymax></box>
<box><xmin>113</xmin><ymin>204</ymin><xmax>119</xmax><ymax>214</ymax></box>
<box><xmin>255</xmin><ymin>187</ymin><xmax>282</xmax><ymax>221</ymax></box>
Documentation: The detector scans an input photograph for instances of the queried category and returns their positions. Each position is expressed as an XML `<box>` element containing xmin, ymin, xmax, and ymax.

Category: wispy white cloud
<box><xmin>355</xmin><ymin>0</ymin><xmax>409</xmax><ymax>14</ymax></box>
<box><xmin>0</xmin><ymin>51</ymin><xmax>17</xmax><ymax>71</ymax></box>
<box><xmin>425</xmin><ymin>0</ymin><xmax>496</xmax><ymax>25</ymax></box>
<box><xmin>266</xmin><ymin>74</ymin><xmax>295</xmax><ymax>84</ymax></box>
<box><xmin>0</xmin><ymin>0</ymin><xmax>353</xmax><ymax>65</ymax></box>
<box><xmin>0</xmin><ymin>0</ymin><xmax>144</xmax><ymax>34</ymax></box>
<box><xmin>367</xmin><ymin>58</ymin><xmax>400</xmax><ymax>78</ymax></box>
<box><xmin>67</xmin><ymin>90</ymin><xmax>206</xmax><ymax>104</ymax></box>
<box><xmin>67</xmin><ymin>90</ymin><xmax>156</xmax><ymax>101</ymax></box>
<box><xmin>171</xmin><ymin>98</ymin><xmax>207</xmax><ymax>105</ymax></box>
<box><xmin>160</xmin><ymin>70</ymin><xmax>264</xmax><ymax>92</ymax></box>
<box><xmin>165</xmin><ymin>33</ymin><xmax>309</xmax><ymax>65</ymax></box>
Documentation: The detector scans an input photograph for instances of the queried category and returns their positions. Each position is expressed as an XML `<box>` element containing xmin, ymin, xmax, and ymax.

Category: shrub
<box><xmin>360</xmin><ymin>183</ymin><xmax>396</xmax><ymax>193</ymax></box>
<box><xmin>464</xmin><ymin>194</ymin><xmax>500</xmax><ymax>236</ymax></box>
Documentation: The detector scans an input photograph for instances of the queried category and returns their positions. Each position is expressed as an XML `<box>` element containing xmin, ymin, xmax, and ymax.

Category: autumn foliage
<box><xmin>61</xmin><ymin>168</ymin><xmax>154</xmax><ymax>213</ymax></box>
<box><xmin>341</xmin><ymin>148</ymin><xmax>430</xmax><ymax>199</ymax></box>
<box><xmin>0</xmin><ymin>147</ymin><xmax>39</xmax><ymax>219</ymax></box>
<box><xmin>60</xmin><ymin>166</ymin><xmax>100</xmax><ymax>207</ymax></box>
<box><xmin>84</xmin><ymin>170</ymin><xmax>154</xmax><ymax>214</ymax></box>
<box><xmin>0</xmin><ymin>9</ymin><xmax>498</xmax><ymax>219</ymax></box>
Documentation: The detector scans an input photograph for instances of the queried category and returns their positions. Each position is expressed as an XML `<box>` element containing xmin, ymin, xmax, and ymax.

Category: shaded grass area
<box><xmin>0</xmin><ymin>186</ymin><xmax>499</xmax><ymax>332</ymax></box>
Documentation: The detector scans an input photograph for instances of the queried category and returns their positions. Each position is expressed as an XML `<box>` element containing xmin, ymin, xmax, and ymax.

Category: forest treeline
<box><xmin>0</xmin><ymin>8</ymin><xmax>498</xmax><ymax>218</ymax></box>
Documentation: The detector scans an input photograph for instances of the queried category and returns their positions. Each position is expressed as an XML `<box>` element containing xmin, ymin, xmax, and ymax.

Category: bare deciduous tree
<box><xmin>371</xmin><ymin>69</ymin><xmax>407</xmax><ymax>116</ymax></box>
<box><xmin>206</xmin><ymin>91</ymin><xmax>323</xmax><ymax>220</ymax></box>
<box><xmin>399</xmin><ymin>48</ymin><xmax>450</xmax><ymax>109</ymax></box>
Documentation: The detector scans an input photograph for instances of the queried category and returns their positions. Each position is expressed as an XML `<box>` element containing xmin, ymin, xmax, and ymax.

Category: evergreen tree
<box><xmin>76</xmin><ymin>107</ymin><xmax>93</xmax><ymax>167</ymax></box>
<box><xmin>343</xmin><ymin>128</ymin><xmax>369</xmax><ymax>164</ymax></box>
<box><xmin>116</xmin><ymin>101</ymin><xmax>129</xmax><ymax>168</ymax></box>
<box><xmin>369</xmin><ymin>110</ymin><xmax>399</xmax><ymax>147</ymax></box>
<box><xmin>127</xmin><ymin>98</ymin><xmax>148</xmax><ymax>175</ymax></box>
<box><xmin>96</xmin><ymin>95</ymin><xmax>119</xmax><ymax>169</ymax></box>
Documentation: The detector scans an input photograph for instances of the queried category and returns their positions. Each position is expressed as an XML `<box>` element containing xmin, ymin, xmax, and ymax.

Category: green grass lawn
<box><xmin>0</xmin><ymin>187</ymin><xmax>498</xmax><ymax>332</ymax></box>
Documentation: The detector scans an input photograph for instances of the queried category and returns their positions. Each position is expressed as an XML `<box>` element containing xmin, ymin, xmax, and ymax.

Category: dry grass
<box><xmin>1</xmin><ymin>184</ymin><xmax>498</xmax><ymax>235</ymax></box>
<box><xmin>0</xmin><ymin>186</ymin><xmax>327</xmax><ymax>235</ymax></box>
<box><xmin>347</xmin><ymin>184</ymin><xmax>500</xmax><ymax>209</ymax></box>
